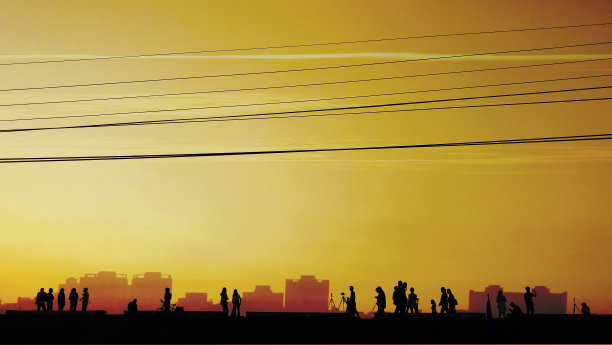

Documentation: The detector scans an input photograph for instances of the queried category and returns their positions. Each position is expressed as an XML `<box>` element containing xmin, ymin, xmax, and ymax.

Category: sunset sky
<box><xmin>0</xmin><ymin>0</ymin><xmax>611</xmax><ymax>313</ymax></box>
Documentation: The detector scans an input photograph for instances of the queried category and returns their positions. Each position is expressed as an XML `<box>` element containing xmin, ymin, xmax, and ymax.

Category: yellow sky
<box><xmin>0</xmin><ymin>0</ymin><xmax>611</xmax><ymax>313</ymax></box>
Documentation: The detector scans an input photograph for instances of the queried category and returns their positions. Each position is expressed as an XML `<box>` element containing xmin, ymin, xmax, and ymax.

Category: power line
<box><xmin>2</xmin><ymin>41</ymin><xmax>610</xmax><ymax>92</ymax></box>
<box><xmin>2</xmin><ymin>69</ymin><xmax>611</xmax><ymax>110</ymax></box>
<box><xmin>2</xmin><ymin>96</ymin><xmax>610</xmax><ymax>133</ymax></box>
<box><xmin>1</xmin><ymin>133</ymin><xmax>611</xmax><ymax>163</ymax></box>
<box><xmin>2</xmin><ymin>22</ymin><xmax>612</xmax><ymax>66</ymax></box>
<box><xmin>3</xmin><ymin>84</ymin><xmax>610</xmax><ymax>124</ymax></box>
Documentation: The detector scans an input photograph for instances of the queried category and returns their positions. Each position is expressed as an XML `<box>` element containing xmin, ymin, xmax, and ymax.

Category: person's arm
<box><xmin>533</xmin><ymin>290</ymin><xmax>536</xmax><ymax>297</ymax></box>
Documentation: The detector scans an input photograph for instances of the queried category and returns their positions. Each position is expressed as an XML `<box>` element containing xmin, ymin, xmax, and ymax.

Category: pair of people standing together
<box><xmin>219</xmin><ymin>287</ymin><xmax>242</xmax><ymax>317</ymax></box>
<box><xmin>438</xmin><ymin>287</ymin><xmax>458</xmax><ymax>314</ymax></box>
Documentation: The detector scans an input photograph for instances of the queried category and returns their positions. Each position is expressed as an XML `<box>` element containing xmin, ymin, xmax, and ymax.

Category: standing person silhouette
<box><xmin>524</xmin><ymin>286</ymin><xmax>536</xmax><ymax>314</ymax></box>
<box><xmin>163</xmin><ymin>288</ymin><xmax>172</xmax><ymax>312</ymax></box>
<box><xmin>57</xmin><ymin>288</ymin><xmax>66</xmax><ymax>312</ymax></box>
<box><xmin>231</xmin><ymin>289</ymin><xmax>241</xmax><ymax>317</ymax></box>
<box><xmin>392</xmin><ymin>281</ymin><xmax>402</xmax><ymax>313</ymax></box>
<box><xmin>401</xmin><ymin>282</ymin><xmax>408</xmax><ymax>313</ymax></box>
<box><xmin>430</xmin><ymin>299</ymin><xmax>437</xmax><ymax>314</ymax></box>
<box><xmin>69</xmin><ymin>288</ymin><xmax>79</xmax><ymax>311</ymax></box>
<box><xmin>407</xmin><ymin>287</ymin><xmax>419</xmax><ymax>313</ymax></box>
<box><xmin>447</xmin><ymin>289</ymin><xmax>457</xmax><ymax>314</ymax></box>
<box><xmin>496</xmin><ymin>290</ymin><xmax>507</xmax><ymax>318</ymax></box>
<box><xmin>375</xmin><ymin>286</ymin><xmax>386</xmax><ymax>314</ymax></box>
<box><xmin>46</xmin><ymin>288</ymin><xmax>54</xmax><ymax>311</ymax></box>
<box><xmin>346</xmin><ymin>286</ymin><xmax>360</xmax><ymax>319</ymax></box>
<box><xmin>80</xmin><ymin>288</ymin><xmax>89</xmax><ymax>311</ymax></box>
<box><xmin>439</xmin><ymin>287</ymin><xmax>449</xmax><ymax>314</ymax></box>
<box><xmin>220</xmin><ymin>288</ymin><xmax>229</xmax><ymax>316</ymax></box>
<box><xmin>35</xmin><ymin>288</ymin><xmax>47</xmax><ymax>311</ymax></box>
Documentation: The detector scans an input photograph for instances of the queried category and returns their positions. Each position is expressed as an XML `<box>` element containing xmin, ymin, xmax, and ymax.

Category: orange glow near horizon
<box><xmin>0</xmin><ymin>0</ymin><xmax>611</xmax><ymax>314</ymax></box>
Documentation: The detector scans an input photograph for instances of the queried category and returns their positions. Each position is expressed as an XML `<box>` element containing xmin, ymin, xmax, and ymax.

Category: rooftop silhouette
<box><xmin>469</xmin><ymin>285</ymin><xmax>567</xmax><ymax>314</ymax></box>
<box><xmin>284</xmin><ymin>275</ymin><xmax>329</xmax><ymax>313</ymax></box>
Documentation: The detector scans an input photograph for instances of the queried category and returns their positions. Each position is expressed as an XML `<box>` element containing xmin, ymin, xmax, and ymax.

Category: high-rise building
<box><xmin>284</xmin><ymin>275</ymin><xmax>329</xmax><ymax>312</ymax></box>
<box><xmin>469</xmin><ymin>285</ymin><xmax>567</xmax><ymax>314</ymax></box>
<box><xmin>243</xmin><ymin>285</ymin><xmax>284</xmax><ymax>312</ymax></box>
<box><xmin>129</xmin><ymin>272</ymin><xmax>172</xmax><ymax>311</ymax></box>
<box><xmin>176</xmin><ymin>292</ymin><xmax>217</xmax><ymax>311</ymax></box>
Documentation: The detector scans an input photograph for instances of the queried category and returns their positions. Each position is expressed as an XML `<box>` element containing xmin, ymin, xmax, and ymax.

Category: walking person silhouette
<box><xmin>496</xmin><ymin>290</ymin><xmax>507</xmax><ymax>318</ymax></box>
<box><xmin>69</xmin><ymin>288</ymin><xmax>79</xmax><ymax>311</ymax></box>
<box><xmin>439</xmin><ymin>287</ymin><xmax>449</xmax><ymax>314</ymax></box>
<box><xmin>231</xmin><ymin>289</ymin><xmax>242</xmax><ymax>317</ymax></box>
<box><xmin>524</xmin><ymin>286</ymin><xmax>536</xmax><ymax>314</ymax></box>
<box><xmin>46</xmin><ymin>288</ymin><xmax>54</xmax><ymax>311</ymax></box>
<box><xmin>57</xmin><ymin>288</ymin><xmax>66</xmax><ymax>312</ymax></box>
<box><xmin>163</xmin><ymin>288</ymin><xmax>172</xmax><ymax>312</ymax></box>
<box><xmin>80</xmin><ymin>288</ymin><xmax>89</xmax><ymax>311</ymax></box>
<box><xmin>35</xmin><ymin>288</ymin><xmax>47</xmax><ymax>311</ymax></box>
<box><xmin>220</xmin><ymin>287</ymin><xmax>229</xmax><ymax>316</ymax></box>
<box><xmin>447</xmin><ymin>289</ymin><xmax>457</xmax><ymax>314</ymax></box>
<box><xmin>375</xmin><ymin>286</ymin><xmax>386</xmax><ymax>314</ymax></box>
<box><xmin>407</xmin><ymin>287</ymin><xmax>419</xmax><ymax>314</ymax></box>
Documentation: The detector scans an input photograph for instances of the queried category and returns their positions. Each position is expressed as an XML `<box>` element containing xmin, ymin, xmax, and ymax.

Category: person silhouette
<box><xmin>407</xmin><ymin>287</ymin><xmax>419</xmax><ymax>314</ymax></box>
<box><xmin>401</xmin><ymin>282</ymin><xmax>408</xmax><ymax>313</ymax></box>
<box><xmin>127</xmin><ymin>299</ymin><xmax>138</xmax><ymax>312</ymax></box>
<box><xmin>57</xmin><ymin>288</ymin><xmax>66</xmax><ymax>312</ymax></box>
<box><xmin>496</xmin><ymin>290</ymin><xmax>507</xmax><ymax>319</ymax></box>
<box><xmin>46</xmin><ymin>288</ymin><xmax>54</xmax><ymax>311</ymax></box>
<box><xmin>163</xmin><ymin>287</ymin><xmax>172</xmax><ymax>312</ymax></box>
<box><xmin>439</xmin><ymin>287</ymin><xmax>448</xmax><ymax>314</ymax></box>
<box><xmin>69</xmin><ymin>288</ymin><xmax>79</xmax><ymax>311</ymax></box>
<box><xmin>581</xmin><ymin>302</ymin><xmax>591</xmax><ymax>315</ymax></box>
<box><xmin>524</xmin><ymin>286</ymin><xmax>536</xmax><ymax>314</ymax></box>
<box><xmin>508</xmin><ymin>301</ymin><xmax>523</xmax><ymax>318</ymax></box>
<box><xmin>231</xmin><ymin>289</ymin><xmax>241</xmax><ymax>317</ymax></box>
<box><xmin>375</xmin><ymin>286</ymin><xmax>386</xmax><ymax>314</ymax></box>
<box><xmin>346</xmin><ymin>286</ymin><xmax>360</xmax><ymax>318</ymax></box>
<box><xmin>80</xmin><ymin>288</ymin><xmax>89</xmax><ymax>311</ymax></box>
<box><xmin>220</xmin><ymin>287</ymin><xmax>229</xmax><ymax>316</ymax></box>
<box><xmin>430</xmin><ymin>299</ymin><xmax>437</xmax><ymax>314</ymax></box>
<box><xmin>392</xmin><ymin>281</ymin><xmax>402</xmax><ymax>313</ymax></box>
<box><xmin>35</xmin><ymin>288</ymin><xmax>47</xmax><ymax>311</ymax></box>
<box><xmin>448</xmin><ymin>289</ymin><xmax>457</xmax><ymax>314</ymax></box>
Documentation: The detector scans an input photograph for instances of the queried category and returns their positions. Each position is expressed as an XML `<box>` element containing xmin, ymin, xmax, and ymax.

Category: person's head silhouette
<box><xmin>410</xmin><ymin>287</ymin><xmax>414</xmax><ymax>293</ymax></box>
<box><xmin>222</xmin><ymin>287</ymin><xmax>226</xmax><ymax>294</ymax></box>
<box><xmin>398</xmin><ymin>281</ymin><xmax>403</xmax><ymax>286</ymax></box>
<box><xmin>448</xmin><ymin>288</ymin><xmax>452</xmax><ymax>294</ymax></box>
<box><xmin>165</xmin><ymin>288</ymin><xmax>170</xmax><ymax>293</ymax></box>
<box><xmin>430</xmin><ymin>299</ymin><xmax>435</xmax><ymax>304</ymax></box>
<box><xmin>49</xmin><ymin>288</ymin><xmax>53</xmax><ymax>293</ymax></box>
<box><xmin>233</xmin><ymin>289</ymin><xmax>238</xmax><ymax>296</ymax></box>
<box><xmin>375</xmin><ymin>286</ymin><xmax>382</xmax><ymax>293</ymax></box>
<box><xmin>40</xmin><ymin>288</ymin><xmax>44</xmax><ymax>292</ymax></box>
<box><xmin>441</xmin><ymin>287</ymin><xmax>446</xmax><ymax>293</ymax></box>
<box><xmin>510</xmin><ymin>302</ymin><xmax>516</xmax><ymax>307</ymax></box>
<box><xmin>60</xmin><ymin>288</ymin><xmax>64</xmax><ymax>293</ymax></box>
<box><xmin>349</xmin><ymin>286</ymin><xmax>354</xmax><ymax>292</ymax></box>
<box><xmin>83</xmin><ymin>288</ymin><xmax>88</xmax><ymax>292</ymax></box>
<box><xmin>133</xmin><ymin>299</ymin><xmax>137</xmax><ymax>303</ymax></box>
<box><xmin>498</xmin><ymin>290</ymin><xmax>502</xmax><ymax>296</ymax></box>
<box><xmin>525</xmin><ymin>286</ymin><xmax>531</xmax><ymax>292</ymax></box>
<box><xmin>71</xmin><ymin>288</ymin><xmax>76</xmax><ymax>293</ymax></box>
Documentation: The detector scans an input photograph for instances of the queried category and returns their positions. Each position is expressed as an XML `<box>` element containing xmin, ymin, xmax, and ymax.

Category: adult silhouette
<box><xmin>508</xmin><ymin>301</ymin><xmax>523</xmax><ymax>318</ymax></box>
<box><xmin>163</xmin><ymin>287</ymin><xmax>172</xmax><ymax>312</ymax></box>
<box><xmin>375</xmin><ymin>286</ymin><xmax>386</xmax><ymax>314</ymax></box>
<box><xmin>401</xmin><ymin>282</ymin><xmax>408</xmax><ymax>313</ymax></box>
<box><xmin>231</xmin><ymin>289</ymin><xmax>241</xmax><ymax>317</ymax></box>
<box><xmin>496</xmin><ymin>290</ymin><xmax>507</xmax><ymax>319</ymax></box>
<box><xmin>35</xmin><ymin>288</ymin><xmax>47</xmax><ymax>311</ymax></box>
<box><xmin>127</xmin><ymin>299</ymin><xmax>138</xmax><ymax>312</ymax></box>
<box><xmin>430</xmin><ymin>299</ymin><xmax>437</xmax><ymax>314</ymax></box>
<box><xmin>220</xmin><ymin>288</ymin><xmax>229</xmax><ymax>316</ymax></box>
<box><xmin>80</xmin><ymin>288</ymin><xmax>89</xmax><ymax>311</ymax></box>
<box><xmin>57</xmin><ymin>288</ymin><xmax>66</xmax><ymax>312</ymax></box>
<box><xmin>448</xmin><ymin>289</ymin><xmax>457</xmax><ymax>314</ymax></box>
<box><xmin>69</xmin><ymin>288</ymin><xmax>79</xmax><ymax>311</ymax></box>
<box><xmin>346</xmin><ymin>286</ymin><xmax>360</xmax><ymax>319</ymax></box>
<box><xmin>392</xmin><ymin>281</ymin><xmax>402</xmax><ymax>313</ymax></box>
<box><xmin>407</xmin><ymin>287</ymin><xmax>419</xmax><ymax>314</ymax></box>
<box><xmin>524</xmin><ymin>286</ymin><xmax>536</xmax><ymax>314</ymax></box>
<box><xmin>46</xmin><ymin>288</ymin><xmax>54</xmax><ymax>311</ymax></box>
<box><xmin>439</xmin><ymin>287</ymin><xmax>448</xmax><ymax>314</ymax></box>
<box><xmin>581</xmin><ymin>302</ymin><xmax>591</xmax><ymax>315</ymax></box>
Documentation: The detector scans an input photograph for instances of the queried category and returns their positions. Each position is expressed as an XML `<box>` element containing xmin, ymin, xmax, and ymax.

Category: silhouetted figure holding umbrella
<box><xmin>69</xmin><ymin>288</ymin><xmax>79</xmax><ymax>311</ymax></box>
<box><xmin>220</xmin><ymin>288</ymin><xmax>229</xmax><ymax>316</ymax></box>
<box><xmin>35</xmin><ymin>288</ymin><xmax>47</xmax><ymax>311</ymax></box>
<box><xmin>57</xmin><ymin>288</ymin><xmax>66</xmax><ymax>312</ymax></box>
<box><xmin>231</xmin><ymin>289</ymin><xmax>242</xmax><ymax>317</ymax></box>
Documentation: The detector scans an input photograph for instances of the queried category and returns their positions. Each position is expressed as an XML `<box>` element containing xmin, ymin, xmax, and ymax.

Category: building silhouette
<box><xmin>176</xmin><ymin>293</ymin><xmax>217</xmax><ymax>311</ymax></box>
<box><xmin>243</xmin><ymin>285</ymin><xmax>284</xmax><ymax>312</ymax></box>
<box><xmin>129</xmin><ymin>272</ymin><xmax>173</xmax><ymax>311</ymax></box>
<box><xmin>59</xmin><ymin>271</ymin><xmax>129</xmax><ymax>313</ymax></box>
<box><xmin>469</xmin><ymin>285</ymin><xmax>567</xmax><ymax>314</ymax></box>
<box><xmin>284</xmin><ymin>275</ymin><xmax>329</xmax><ymax>312</ymax></box>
